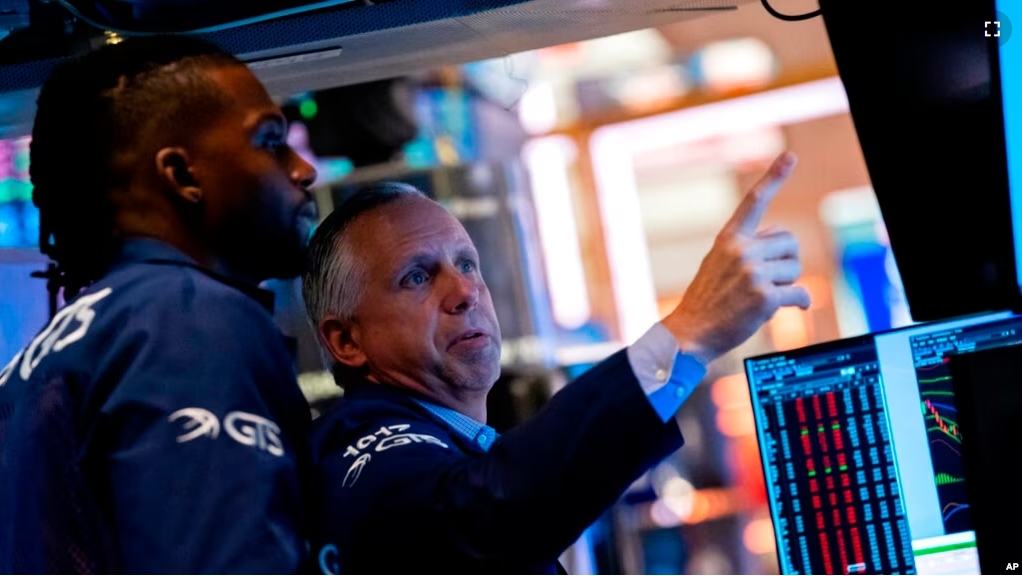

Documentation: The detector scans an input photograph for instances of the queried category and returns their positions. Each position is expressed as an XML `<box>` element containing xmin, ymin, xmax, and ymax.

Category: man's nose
<box><xmin>290</xmin><ymin>150</ymin><xmax>318</xmax><ymax>189</ymax></box>
<box><xmin>442</xmin><ymin>268</ymin><xmax>480</xmax><ymax>314</ymax></box>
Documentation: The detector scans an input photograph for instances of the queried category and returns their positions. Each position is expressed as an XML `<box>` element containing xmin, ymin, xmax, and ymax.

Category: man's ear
<box><xmin>320</xmin><ymin>315</ymin><xmax>368</xmax><ymax>370</ymax></box>
<box><xmin>155</xmin><ymin>147</ymin><xmax>202</xmax><ymax>204</ymax></box>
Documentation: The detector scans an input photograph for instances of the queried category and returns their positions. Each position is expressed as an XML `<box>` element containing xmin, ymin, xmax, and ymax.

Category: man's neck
<box><xmin>117</xmin><ymin>231</ymin><xmax>260</xmax><ymax>287</ymax></box>
<box><xmin>368</xmin><ymin>375</ymin><xmax>488</xmax><ymax>422</ymax></box>
<box><xmin>445</xmin><ymin>396</ymin><xmax>487</xmax><ymax>424</ymax></box>
<box><xmin>413</xmin><ymin>387</ymin><xmax>488</xmax><ymax>423</ymax></box>
<box><xmin>114</xmin><ymin>202</ymin><xmax>263</xmax><ymax>287</ymax></box>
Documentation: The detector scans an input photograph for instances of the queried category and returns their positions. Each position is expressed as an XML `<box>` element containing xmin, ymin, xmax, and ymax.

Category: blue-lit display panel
<box><xmin>0</xmin><ymin>137</ymin><xmax>37</xmax><ymax>248</ymax></box>
<box><xmin>747</xmin><ymin>338</ymin><xmax>914</xmax><ymax>575</ymax></box>
<box><xmin>906</xmin><ymin>316</ymin><xmax>1022</xmax><ymax>531</ymax></box>
<box><xmin>745</xmin><ymin>311</ymin><xmax>1017</xmax><ymax>575</ymax></box>
<box><xmin>997</xmin><ymin>0</ymin><xmax>1022</xmax><ymax>289</ymax></box>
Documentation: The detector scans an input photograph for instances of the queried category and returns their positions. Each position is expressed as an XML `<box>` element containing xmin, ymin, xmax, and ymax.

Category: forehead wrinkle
<box><xmin>352</xmin><ymin>198</ymin><xmax>472</xmax><ymax>279</ymax></box>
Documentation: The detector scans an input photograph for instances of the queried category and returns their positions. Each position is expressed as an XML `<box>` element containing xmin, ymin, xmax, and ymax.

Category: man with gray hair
<box><xmin>304</xmin><ymin>153</ymin><xmax>808</xmax><ymax>573</ymax></box>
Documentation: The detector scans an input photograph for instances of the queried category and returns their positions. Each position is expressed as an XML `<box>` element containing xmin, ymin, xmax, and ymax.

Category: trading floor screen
<box><xmin>745</xmin><ymin>311</ymin><xmax>1018</xmax><ymax>575</ymax></box>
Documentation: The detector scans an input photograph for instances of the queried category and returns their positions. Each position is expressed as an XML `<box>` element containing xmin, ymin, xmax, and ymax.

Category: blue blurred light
<box><xmin>19</xmin><ymin>201</ymin><xmax>39</xmax><ymax>247</ymax></box>
<box><xmin>0</xmin><ymin>203</ymin><xmax>21</xmax><ymax>248</ymax></box>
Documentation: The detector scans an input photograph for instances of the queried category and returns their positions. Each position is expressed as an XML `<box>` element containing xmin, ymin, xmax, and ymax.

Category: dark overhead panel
<box><xmin>0</xmin><ymin>0</ymin><xmax>751</xmax><ymax>138</ymax></box>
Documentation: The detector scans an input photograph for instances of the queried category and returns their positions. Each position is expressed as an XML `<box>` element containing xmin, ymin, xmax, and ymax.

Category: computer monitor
<box><xmin>820</xmin><ymin>0</ymin><xmax>1020</xmax><ymax>321</ymax></box>
<box><xmin>945</xmin><ymin>341</ymin><xmax>1022</xmax><ymax>574</ymax></box>
<box><xmin>744</xmin><ymin>310</ymin><xmax>1022</xmax><ymax>575</ymax></box>
<box><xmin>996</xmin><ymin>0</ymin><xmax>1022</xmax><ymax>292</ymax></box>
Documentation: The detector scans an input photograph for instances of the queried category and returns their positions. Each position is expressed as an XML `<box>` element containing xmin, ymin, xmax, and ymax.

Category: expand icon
<box><xmin>986</xmin><ymin>11</ymin><xmax>1012</xmax><ymax>46</ymax></box>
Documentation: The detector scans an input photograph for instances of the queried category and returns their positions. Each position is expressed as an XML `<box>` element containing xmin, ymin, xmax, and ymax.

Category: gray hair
<box><xmin>302</xmin><ymin>181</ymin><xmax>427</xmax><ymax>386</ymax></box>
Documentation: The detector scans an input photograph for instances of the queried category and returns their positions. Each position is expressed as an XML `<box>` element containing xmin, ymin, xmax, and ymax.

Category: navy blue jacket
<box><xmin>0</xmin><ymin>239</ymin><xmax>311</xmax><ymax>574</ymax></box>
<box><xmin>310</xmin><ymin>349</ymin><xmax>683</xmax><ymax>574</ymax></box>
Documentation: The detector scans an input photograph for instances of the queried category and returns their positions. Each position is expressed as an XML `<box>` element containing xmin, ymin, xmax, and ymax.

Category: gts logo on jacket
<box><xmin>0</xmin><ymin>288</ymin><xmax>113</xmax><ymax>388</ymax></box>
<box><xmin>169</xmin><ymin>408</ymin><xmax>285</xmax><ymax>457</ymax></box>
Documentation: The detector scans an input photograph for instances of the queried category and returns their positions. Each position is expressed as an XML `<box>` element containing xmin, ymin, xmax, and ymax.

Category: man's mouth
<box><xmin>449</xmin><ymin>330</ymin><xmax>487</xmax><ymax>348</ymax></box>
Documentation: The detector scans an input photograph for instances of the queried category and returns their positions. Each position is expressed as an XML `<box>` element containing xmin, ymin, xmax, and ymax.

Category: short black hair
<box><xmin>30</xmin><ymin>35</ymin><xmax>242</xmax><ymax>297</ymax></box>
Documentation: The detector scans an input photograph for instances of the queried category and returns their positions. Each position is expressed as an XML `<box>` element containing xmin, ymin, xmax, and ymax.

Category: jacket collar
<box><xmin>343</xmin><ymin>380</ymin><xmax>492</xmax><ymax>454</ymax></box>
<box><xmin>106</xmin><ymin>237</ymin><xmax>276</xmax><ymax>313</ymax></box>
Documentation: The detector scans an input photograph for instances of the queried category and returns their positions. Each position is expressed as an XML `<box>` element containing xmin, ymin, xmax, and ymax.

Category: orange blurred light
<box><xmin>713</xmin><ymin>374</ymin><xmax>755</xmax><ymax>437</ymax></box>
<box><xmin>731</xmin><ymin>436</ymin><xmax>769</xmax><ymax>507</ymax></box>
<box><xmin>646</xmin><ymin>488</ymin><xmax>747</xmax><ymax>528</ymax></box>
<box><xmin>711</xmin><ymin>374</ymin><xmax>748</xmax><ymax>408</ymax></box>
<box><xmin>743</xmin><ymin>517</ymin><xmax>777</xmax><ymax>555</ymax></box>
<box><xmin>708</xmin><ymin>489</ymin><xmax>730</xmax><ymax>514</ymax></box>
<box><xmin>685</xmin><ymin>488</ymin><xmax>736</xmax><ymax>524</ymax></box>
<box><xmin>800</xmin><ymin>274</ymin><xmax>832</xmax><ymax>309</ymax></box>
<box><xmin>538</xmin><ymin>43</ymin><xmax>584</xmax><ymax>65</ymax></box>
<box><xmin>768</xmin><ymin>306</ymin><xmax>809</xmax><ymax>351</ymax></box>
<box><xmin>685</xmin><ymin>491</ymin><xmax>711</xmax><ymax>524</ymax></box>
<box><xmin>716</xmin><ymin>406</ymin><xmax>756</xmax><ymax>437</ymax></box>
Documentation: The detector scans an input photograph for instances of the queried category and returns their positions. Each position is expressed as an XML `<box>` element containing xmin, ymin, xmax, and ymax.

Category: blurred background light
<box><xmin>661</xmin><ymin>476</ymin><xmax>696</xmax><ymax>519</ymax></box>
<box><xmin>523</xmin><ymin>135</ymin><xmax>592</xmax><ymax>330</ymax></box>
<box><xmin>766</xmin><ymin>306</ymin><xmax>810</xmax><ymax>351</ymax></box>
<box><xmin>518</xmin><ymin>81</ymin><xmax>559</xmax><ymax>135</ymax></box>
<box><xmin>691</xmin><ymin>38</ymin><xmax>778</xmax><ymax>92</ymax></box>
<box><xmin>299</xmin><ymin>98</ymin><xmax>318</xmax><ymax>120</ymax></box>
<box><xmin>589</xmin><ymin>129</ymin><xmax>661</xmax><ymax>344</ymax></box>
<box><xmin>712</xmin><ymin>374</ymin><xmax>756</xmax><ymax>438</ymax></box>
<box><xmin>609</xmin><ymin>65</ymin><xmax>690</xmax><ymax>113</ymax></box>
<box><xmin>743</xmin><ymin>516</ymin><xmax>777</xmax><ymax>555</ymax></box>
<box><xmin>554</xmin><ymin>30</ymin><xmax>673</xmax><ymax>81</ymax></box>
<box><xmin>650</xmin><ymin>498</ymin><xmax>681</xmax><ymax>529</ymax></box>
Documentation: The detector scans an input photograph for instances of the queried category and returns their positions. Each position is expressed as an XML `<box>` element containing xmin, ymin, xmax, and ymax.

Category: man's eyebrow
<box><xmin>395</xmin><ymin>244</ymin><xmax>478</xmax><ymax>270</ymax></box>
<box><xmin>454</xmin><ymin>245</ymin><xmax>479</xmax><ymax>260</ymax></box>
<box><xmin>395</xmin><ymin>252</ymin><xmax>434</xmax><ymax>273</ymax></box>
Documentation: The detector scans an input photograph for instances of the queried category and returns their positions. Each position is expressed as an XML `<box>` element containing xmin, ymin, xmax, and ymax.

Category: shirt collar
<box><xmin>106</xmin><ymin>237</ymin><xmax>276</xmax><ymax>313</ymax></box>
<box><xmin>344</xmin><ymin>381</ymin><xmax>499</xmax><ymax>451</ymax></box>
<box><xmin>413</xmin><ymin>399</ymin><xmax>499</xmax><ymax>451</ymax></box>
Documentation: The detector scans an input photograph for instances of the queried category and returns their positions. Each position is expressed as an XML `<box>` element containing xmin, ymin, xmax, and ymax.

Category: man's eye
<box><xmin>405</xmin><ymin>271</ymin><xmax>428</xmax><ymax>286</ymax></box>
<box><xmin>261</xmin><ymin>135</ymin><xmax>287</xmax><ymax>151</ymax></box>
<box><xmin>460</xmin><ymin>261</ymin><xmax>476</xmax><ymax>273</ymax></box>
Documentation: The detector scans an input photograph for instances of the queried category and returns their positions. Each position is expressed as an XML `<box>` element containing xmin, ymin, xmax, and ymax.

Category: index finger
<box><xmin>725</xmin><ymin>152</ymin><xmax>797</xmax><ymax>236</ymax></box>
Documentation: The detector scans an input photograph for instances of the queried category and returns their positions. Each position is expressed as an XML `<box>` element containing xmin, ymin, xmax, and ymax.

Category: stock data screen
<box><xmin>746</xmin><ymin>311</ymin><xmax>1016</xmax><ymax>575</ymax></box>
<box><xmin>747</xmin><ymin>337</ymin><xmax>914</xmax><ymax>575</ymax></box>
<box><xmin>908</xmin><ymin>317</ymin><xmax>1022</xmax><ymax>534</ymax></box>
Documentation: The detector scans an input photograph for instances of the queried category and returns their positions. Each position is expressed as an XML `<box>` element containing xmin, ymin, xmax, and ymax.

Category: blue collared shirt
<box><xmin>415</xmin><ymin>400</ymin><xmax>501</xmax><ymax>451</ymax></box>
<box><xmin>416</xmin><ymin>322</ymin><xmax>706</xmax><ymax>448</ymax></box>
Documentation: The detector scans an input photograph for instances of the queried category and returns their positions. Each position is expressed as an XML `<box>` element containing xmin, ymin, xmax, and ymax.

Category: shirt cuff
<box><xmin>626</xmin><ymin>323</ymin><xmax>708</xmax><ymax>423</ymax></box>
